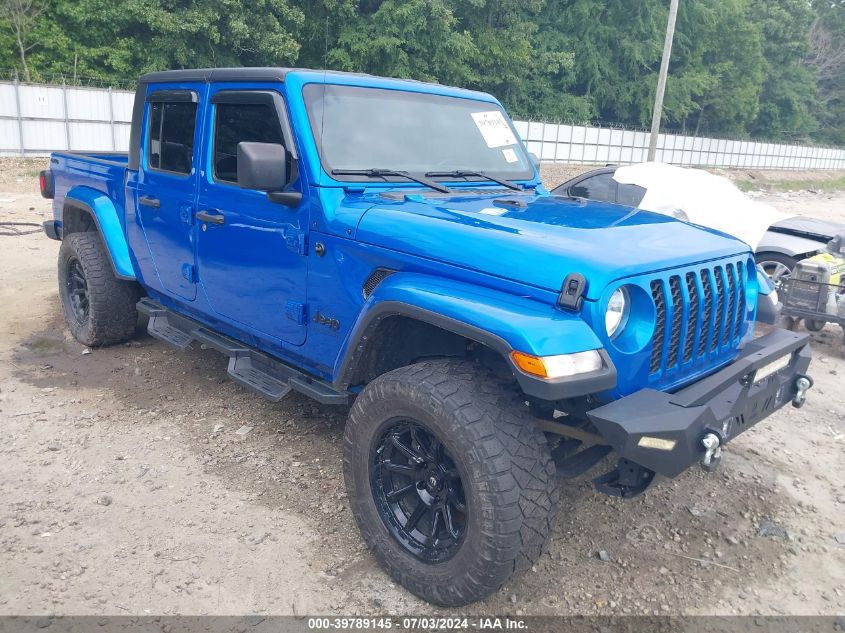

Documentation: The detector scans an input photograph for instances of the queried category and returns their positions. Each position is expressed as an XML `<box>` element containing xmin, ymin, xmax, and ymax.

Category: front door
<box><xmin>135</xmin><ymin>87</ymin><xmax>203</xmax><ymax>301</ymax></box>
<box><xmin>195</xmin><ymin>87</ymin><xmax>308</xmax><ymax>346</ymax></box>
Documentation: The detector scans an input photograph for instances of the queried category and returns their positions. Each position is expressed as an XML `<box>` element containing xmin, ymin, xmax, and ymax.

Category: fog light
<box><xmin>637</xmin><ymin>436</ymin><xmax>677</xmax><ymax>451</ymax></box>
<box><xmin>754</xmin><ymin>353</ymin><xmax>792</xmax><ymax>383</ymax></box>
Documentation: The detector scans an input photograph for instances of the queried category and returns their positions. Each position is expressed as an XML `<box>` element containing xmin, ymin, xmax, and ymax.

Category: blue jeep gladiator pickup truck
<box><xmin>41</xmin><ymin>67</ymin><xmax>813</xmax><ymax>607</ymax></box>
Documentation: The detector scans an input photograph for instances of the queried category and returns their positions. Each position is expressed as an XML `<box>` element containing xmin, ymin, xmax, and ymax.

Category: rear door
<box><xmin>135</xmin><ymin>87</ymin><xmax>204</xmax><ymax>301</ymax></box>
<box><xmin>195</xmin><ymin>86</ymin><xmax>308</xmax><ymax>346</ymax></box>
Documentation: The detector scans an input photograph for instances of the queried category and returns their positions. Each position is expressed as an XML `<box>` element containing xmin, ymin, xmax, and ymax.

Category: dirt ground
<box><xmin>0</xmin><ymin>158</ymin><xmax>843</xmax><ymax>617</ymax></box>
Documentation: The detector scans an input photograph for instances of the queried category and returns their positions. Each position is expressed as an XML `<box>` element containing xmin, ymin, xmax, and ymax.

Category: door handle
<box><xmin>196</xmin><ymin>209</ymin><xmax>225</xmax><ymax>226</ymax></box>
<box><xmin>138</xmin><ymin>195</ymin><xmax>161</xmax><ymax>209</ymax></box>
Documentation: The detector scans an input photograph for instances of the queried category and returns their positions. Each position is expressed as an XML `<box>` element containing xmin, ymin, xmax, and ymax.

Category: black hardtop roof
<box><xmin>138</xmin><ymin>67</ymin><xmax>377</xmax><ymax>85</ymax></box>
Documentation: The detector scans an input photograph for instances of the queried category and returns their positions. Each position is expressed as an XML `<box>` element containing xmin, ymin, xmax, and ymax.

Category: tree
<box><xmin>295</xmin><ymin>0</ymin><xmax>586</xmax><ymax>121</ymax></box>
<box><xmin>535</xmin><ymin>0</ymin><xmax>765</xmax><ymax>135</ymax></box>
<box><xmin>748</xmin><ymin>0</ymin><xmax>819</xmax><ymax>140</ymax></box>
<box><xmin>536</xmin><ymin>0</ymin><xmax>666</xmax><ymax>125</ymax></box>
<box><xmin>671</xmin><ymin>0</ymin><xmax>765</xmax><ymax>137</ymax></box>
<box><xmin>808</xmin><ymin>0</ymin><xmax>845</xmax><ymax>143</ymax></box>
<box><xmin>19</xmin><ymin>0</ymin><xmax>303</xmax><ymax>83</ymax></box>
<box><xmin>2</xmin><ymin>0</ymin><xmax>843</xmax><ymax>145</ymax></box>
<box><xmin>320</xmin><ymin>0</ymin><xmax>478</xmax><ymax>86</ymax></box>
<box><xmin>1</xmin><ymin>0</ymin><xmax>45</xmax><ymax>81</ymax></box>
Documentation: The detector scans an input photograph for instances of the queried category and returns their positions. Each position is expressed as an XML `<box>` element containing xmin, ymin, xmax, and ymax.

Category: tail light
<box><xmin>39</xmin><ymin>169</ymin><xmax>54</xmax><ymax>199</ymax></box>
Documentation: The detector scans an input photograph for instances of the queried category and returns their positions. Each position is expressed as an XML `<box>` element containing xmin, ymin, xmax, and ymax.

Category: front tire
<box><xmin>58</xmin><ymin>232</ymin><xmax>140</xmax><ymax>347</ymax></box>
<box><xmin>343</xmin><ymin>360</ymin><xmax>558</xmax><ymax>607</ymax></box>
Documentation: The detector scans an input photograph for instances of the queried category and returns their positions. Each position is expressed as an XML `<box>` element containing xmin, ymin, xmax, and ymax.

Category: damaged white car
<box><xmin>552</xmin><ymin>162</ymin><xmax>845</xmax><ymax>286</ymax></box>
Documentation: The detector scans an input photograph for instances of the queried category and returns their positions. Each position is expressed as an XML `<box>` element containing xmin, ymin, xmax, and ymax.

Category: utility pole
<box><xmin>647</xmin><ymin>0</ymin><xmax>680</xmax><ymax>161</ymax></box>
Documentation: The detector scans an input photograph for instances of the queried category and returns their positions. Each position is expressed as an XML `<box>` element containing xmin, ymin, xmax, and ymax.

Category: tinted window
<box><xmin>617</xmin><ymin>183</ymin><xmax>647</xmax><ymax>207</ymax></box>
<box><xmin>569</xmin><ymin>173</ymin><xmax>617</xmax><ymax>202</ymax></box>
<box><xmin>213</xmin><ymin>103</ymin><xmax>284</xmax><ymax>183</ymax></box>
<box><xmin>147</xmin><ymin>102</ymin><xmax>197</xmax><ymax>175</ymax></box>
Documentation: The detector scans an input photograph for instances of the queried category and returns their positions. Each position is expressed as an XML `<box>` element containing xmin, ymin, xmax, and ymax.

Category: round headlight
<box><xmin>606</xmin><ymin>287</ymin><xmax>630</xmax><ymax>338</ymax></box>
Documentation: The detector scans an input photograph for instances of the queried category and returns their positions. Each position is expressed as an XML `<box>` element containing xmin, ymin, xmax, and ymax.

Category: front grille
<box><xmin>733</xmin><ymin>262</ymin><xmax>745</xmax><ymax>340</ymax></box>
<box><xmin>649</xmin><ymin>281</ymin><xmax>666</xmax><ymax>374</ymax></box>
<box><xmin>699</xmin><ymin>271</ymin><xmax>714</xmax><ymax>357</ymax></box>
<box><xmin>684</xmin><ymin>272</ymin><xmax>699</xmax><ymax>363</ymax></box>
<box><xmin>712</xmin><ymin>267</ymin><xmax>725</xmax><ymax>351</ymax></box>
<box><xmin>667</xmin><ymin>277</ymin><xmax>683</xmax><ymax>368</ymax></box>
<box><xmin>648</xmin><ymin>260</ymin><xmax>748</xmax><ymax>377</ymax></box>
<box><xmin>724</xmin><ymin>264</ymin><xmax>737</xmax><ymax>347</ymax></box>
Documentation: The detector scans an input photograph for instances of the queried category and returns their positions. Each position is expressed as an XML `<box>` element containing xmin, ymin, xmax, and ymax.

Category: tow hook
<box><xmin>700</xmin><ymin>433</ymin><xmax>722</xmax><ymax>472</ymax></box>
<box><xmin>792</xmin><ymin>375</ymin><xmax>813</xmax><ymax>409</ymax></box>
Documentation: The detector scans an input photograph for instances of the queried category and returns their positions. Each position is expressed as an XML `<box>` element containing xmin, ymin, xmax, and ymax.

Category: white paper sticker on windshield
<box><xmin>471</xmin><ymin>111</ymin><xmax>517</xmax><ymax>148</ymax></box>
<box><xmin>478</xmin><ymin>207</ymin><xmax>508</xmax><ymax>216</ymax></box>
<box><xmin>502</xmin><ymin>148</ymin><xmax>518</xmax><ymax>163</ymax></box>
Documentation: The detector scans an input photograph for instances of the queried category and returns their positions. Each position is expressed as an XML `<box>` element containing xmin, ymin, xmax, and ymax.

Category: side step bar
<box><xmin>137</xmin><ymin>298</ymin><xmax>350</xmax><ymax>406</ymax></box>
<box><xmin>553</xmin><ymin>444</ymin><xmax>612</xmax><ymax>479</ymax></box>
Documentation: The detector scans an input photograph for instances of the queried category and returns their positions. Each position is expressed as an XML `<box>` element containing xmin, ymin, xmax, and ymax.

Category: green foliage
<box><xmin>7</xmin><ymin>0</ymin><xmax>303</xmax><ymax>82</ymax></box>
<box><xmin>747</xmin><ymin>0</ymin><xmax>819</xmax><ymax>140</ymax></box>
<box><xmin>1</xmin><ymin>0</ymin><xmax>843</xmax><ymax>145</ymax></box>
<box><xmin>671</xmin><ymin>0</ymin><xmax>765</xmax><ymax>136</ymax></box>
<box><xmin>535</xmin><ymin>0</ymin><xmax>766</xmax><ymax>135</ymax></box>
<box><xmin>810</xmin><ymin>0</ymin><xmax>845</xmax><ymax>144</ymax></box>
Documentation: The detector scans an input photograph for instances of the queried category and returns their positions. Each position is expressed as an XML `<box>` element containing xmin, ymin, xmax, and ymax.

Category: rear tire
<box><xmin>343</xmin><ymin>359</ymin><xmax>558</xmax><ymax>607</ymax></box>
<box><xmin>58</xmin><ymin>232</ymin><xmax>140</xmax><ymax>347</ymax></box>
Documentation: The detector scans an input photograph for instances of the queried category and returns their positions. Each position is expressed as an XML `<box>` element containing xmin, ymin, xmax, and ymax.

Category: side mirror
<box><xmin>529</xmin><ymin>152</ymin><xmax>541</xmax><ymax>170</ymax></box>
<box><xmin>237</xmin><ymin>142</ymin><xmax>301</xmax><ymax>207</ymax></box>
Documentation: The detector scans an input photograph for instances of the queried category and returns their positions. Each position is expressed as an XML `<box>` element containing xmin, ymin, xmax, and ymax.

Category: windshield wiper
<box><xmin>332</xmin><ymin>168</ymin><xmax>451</xmax><ymax>194</ymax></box>
<box><xmin>425</xmin><ymin>169</ymin><xmax>521</xmax><ymax>191</ymax></box>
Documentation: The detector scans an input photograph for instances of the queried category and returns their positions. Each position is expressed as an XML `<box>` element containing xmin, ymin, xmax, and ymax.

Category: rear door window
<box><xmin>148</xmin><ymin>101</ymin><xmax>198</xmax><ymax>175</ymax></box>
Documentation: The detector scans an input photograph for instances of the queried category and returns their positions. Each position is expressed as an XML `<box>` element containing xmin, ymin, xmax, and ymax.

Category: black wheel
<box><xmin>778</xmin><ymin>315</ymin><xmax>798</xmax><ymax>332</ymax></box>
<box><xmin>58</xmin><ymin>232</ymin><xmax>141</xmax><ymax>347</ymax></box>
<box><xmin>343</xmin><ymin>360</ymin><xmax>558</xmax><ymax>607</ymax></box>
<box><xmin>757</xmin><ymin>252</ymin><xmax>797</xmax><ymax>289</ymax></box>
<box><xmin>370</xmin><ymin>419</ymin><xmax>468</xmax><ymax>564</ymax></box>
<box><xmin>805</xmin><ymin>319</ymin><xmax>826</xmax><ymax>332</ymax></box>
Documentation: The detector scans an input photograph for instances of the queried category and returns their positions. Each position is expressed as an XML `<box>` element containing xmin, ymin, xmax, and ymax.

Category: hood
<box><xmin>354</xmin><ymin>191</ymin><xmax>750</xmax><ymax>300</ymax></box>
<box><xmin>771</xmin><ymin>216</ymin><xmax>845</xmax><ymax>241</ymax></box>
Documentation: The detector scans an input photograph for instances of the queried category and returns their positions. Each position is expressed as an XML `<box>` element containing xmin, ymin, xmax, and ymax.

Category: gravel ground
<box><xmin>0</xmin><ymin>158</ymin><xmax>843</xmax><ymax>616</ymax></box>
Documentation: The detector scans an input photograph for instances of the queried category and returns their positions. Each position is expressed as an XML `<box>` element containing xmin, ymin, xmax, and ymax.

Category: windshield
<box><xmin>303</xmin><ymin>84</ymin><xmax>534</xmax><ymax>183</ymax></box>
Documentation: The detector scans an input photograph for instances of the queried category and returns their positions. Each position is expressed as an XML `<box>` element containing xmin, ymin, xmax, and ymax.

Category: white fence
<box><xmin>513</xmin><ymin>121</ymin><xmax>845</xmax><ymax>170</ymax></box>
<box><xmin>0</xmin><ymin>81</ymin><xmax>133</xmax><ymax>156</ymax></box>
<box><xmin>2</xmin><ymin>79</ymin><xmax>845</xmax><ymax>170</ymax></box>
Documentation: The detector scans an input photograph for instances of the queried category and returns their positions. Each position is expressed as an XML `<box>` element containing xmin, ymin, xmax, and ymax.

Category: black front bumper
<box><xmin>586</xmin><ymin>329</ymin><xmax>812</xmax><ymax>478</ymax></box>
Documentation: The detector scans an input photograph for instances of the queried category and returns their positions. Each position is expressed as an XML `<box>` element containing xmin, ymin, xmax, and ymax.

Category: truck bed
<box><xmin>50</xmin><ymin>151</ymin><xmax>130</xmax><ymax>224</ymax></box>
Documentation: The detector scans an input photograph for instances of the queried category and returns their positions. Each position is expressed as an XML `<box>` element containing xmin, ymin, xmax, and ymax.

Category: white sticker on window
<box><xmin>502</xmin><ymin>148</ymin><xmax>518</xmax><ymax>163</ymax></box>
<box><xmin>478</xmin><ymin>207</ymin><xmax>508</xmax><ymax>216</ymax></box>
<box><xmin>471</xmin><ymin>111</ymin><xmax>518</xmax><ymax>148</ymax></box>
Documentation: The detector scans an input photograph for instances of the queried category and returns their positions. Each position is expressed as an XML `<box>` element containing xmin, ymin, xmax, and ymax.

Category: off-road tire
<box><xmin>58</xmin><ymin>232</ymin><xmax>140</xmax><ymax>347</ymax></box>
<box><xmin>343</xmin><ymin>359</ymin><xmax>559</xmax><ymax>607</ymax></box>
<box><xmin>804</xmin><ymin>319</ymin><xmax>826</xmax><ymax>332</ymax></box>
